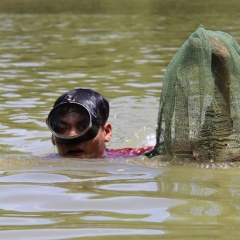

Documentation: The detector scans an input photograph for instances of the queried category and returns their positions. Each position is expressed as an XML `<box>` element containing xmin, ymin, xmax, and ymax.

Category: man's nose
<box><xmin>69</xmin><ymin>127</ymin><xmax>79</xmax><ymax>136</ymax></box>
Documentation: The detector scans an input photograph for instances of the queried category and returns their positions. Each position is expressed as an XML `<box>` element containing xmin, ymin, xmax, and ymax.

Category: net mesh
<box><xmin>146</xmin><ymin>26</ymin><xmax>240</xmax><ymax>161</ymax></box>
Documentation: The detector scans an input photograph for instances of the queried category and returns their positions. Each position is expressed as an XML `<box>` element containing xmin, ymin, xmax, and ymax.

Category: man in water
<box><xmin>46</xmin><ymin>88</ymin><xmax>153</xmax><ymax>158</ymax></box>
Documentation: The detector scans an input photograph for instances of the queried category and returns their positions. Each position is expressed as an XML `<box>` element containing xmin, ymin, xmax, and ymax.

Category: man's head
<box><xmin>47</xmin><ymin>88</ymin><xmax>112</xmax><ymax>158</ymax></box>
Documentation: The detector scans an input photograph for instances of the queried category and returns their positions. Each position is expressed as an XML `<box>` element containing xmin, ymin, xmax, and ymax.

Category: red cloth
<box><xmin>104</xmin><ymin>146</ymin><xmax>154</xmax><ymax>158</ymax></box>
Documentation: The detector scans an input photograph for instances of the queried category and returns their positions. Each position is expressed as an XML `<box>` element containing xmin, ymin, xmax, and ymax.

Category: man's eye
<box><xmin>77</xmin><ymin>121</ymin><xmax>88</xmax><ymax>132</ymax></box>
<box><xmin>54</xmin><ymin>124</ymin><xmax>68</xmax><ymax>134</ymax></box>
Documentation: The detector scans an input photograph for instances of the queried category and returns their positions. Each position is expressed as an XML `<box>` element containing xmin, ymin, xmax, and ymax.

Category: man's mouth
<box><xmin>67</xmin><ymin>148</ymin><xmax>84</xmax><ymax>156</ymax></box>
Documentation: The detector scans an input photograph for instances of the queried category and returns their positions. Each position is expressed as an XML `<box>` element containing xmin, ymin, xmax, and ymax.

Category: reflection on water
<box><xmin>1</xmin><ymin>0</ymin><xmax>240</xmax><ymax>239</ymax></box>
<box><xmin>0</xmin><ymin>157</ymin><xmax>240</xmax><ymax>239</ymax></box>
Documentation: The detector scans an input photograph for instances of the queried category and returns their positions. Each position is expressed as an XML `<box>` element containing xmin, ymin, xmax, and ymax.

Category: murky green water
<box><xmin>1</xmin><ymin>0</ymin><xmax>240</xmax><ymax>239</ymax></box>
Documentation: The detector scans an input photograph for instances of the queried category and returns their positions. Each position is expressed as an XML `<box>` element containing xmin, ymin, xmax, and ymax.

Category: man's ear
<box><xmin>104</xmin><ymin>122</ymin><xmax>112</xmax><ymax>142</ymax></box>
<box><xmin>51</xmin><ymin>135</ymin><xmax>56</xmax><ymax>145</ymax></box>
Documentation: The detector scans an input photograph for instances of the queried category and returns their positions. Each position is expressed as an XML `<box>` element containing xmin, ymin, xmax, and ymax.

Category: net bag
<box><xmin>146</xmin><ymin>26</ymin><xmax>240</xmax><ymax>161</ymax></box>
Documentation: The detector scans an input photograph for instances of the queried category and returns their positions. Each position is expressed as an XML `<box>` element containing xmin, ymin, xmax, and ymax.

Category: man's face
<box><xmin>49</xmin><ymin>104</ymin><xmax>112</xmax><ymax>158</ymax></box>
<box><xmin>52</xmin><ymin>120</ymin><xmax>112</xmax><ymax>158</ymax></box>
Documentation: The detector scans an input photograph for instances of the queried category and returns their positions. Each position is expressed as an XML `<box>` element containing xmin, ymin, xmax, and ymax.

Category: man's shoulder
<box><xmin>105</xmin><ymin>146</ymin><xmax>154</xmax><ymax>158</ymax></box>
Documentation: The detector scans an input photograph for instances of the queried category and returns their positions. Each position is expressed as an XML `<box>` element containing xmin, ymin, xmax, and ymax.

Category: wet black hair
<box><xmin>53</xmin><ymin>88</ymin><xmax>109</xmax><ymax>126</ymax></box>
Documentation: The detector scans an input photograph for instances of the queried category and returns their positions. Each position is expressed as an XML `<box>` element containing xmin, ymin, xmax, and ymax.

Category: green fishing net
<box><xmin>146</xmin><ymin>26</ymin><xmax>240</xmax><ymax>161</ymax></box>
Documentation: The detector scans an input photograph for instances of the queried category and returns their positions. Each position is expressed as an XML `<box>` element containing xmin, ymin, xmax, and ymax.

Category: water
<box><xmin>1</xmin><ymin>0</ymin><xmax>240</xmax><ymax>239</ymax></box>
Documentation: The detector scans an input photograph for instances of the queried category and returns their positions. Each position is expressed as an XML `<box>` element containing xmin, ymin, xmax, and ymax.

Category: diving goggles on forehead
<box><xmin>46</xmin><ymin>102</ymin><xmax>100</xmax><ymax>144</ymax></box>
